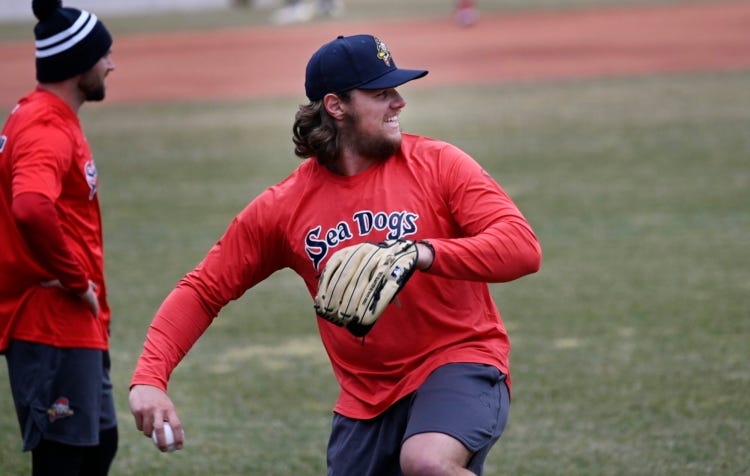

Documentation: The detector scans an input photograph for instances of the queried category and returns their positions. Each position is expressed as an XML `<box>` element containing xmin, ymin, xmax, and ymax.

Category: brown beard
<box><xmin>341</xmin><ymin>111</ymin><xmax>400</xmax><ymax>161</ymax></box>
<box><xmin>78</xmin><ymin>71</ymin><xmax>106</xmax><ymax>102</ymax></box>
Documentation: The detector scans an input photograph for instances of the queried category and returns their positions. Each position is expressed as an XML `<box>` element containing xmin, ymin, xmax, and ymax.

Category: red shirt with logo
<box><xmin>0</xmin><ymin>88</ymin><xmax>110</xmax><ymax>351</ymax></box>
<box><xmin>131</xmin><ymin>133</ymin><xmax>541</xmax><ymax>418</ymax></box>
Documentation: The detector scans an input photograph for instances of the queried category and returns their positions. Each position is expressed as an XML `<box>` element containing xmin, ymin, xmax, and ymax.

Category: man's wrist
<box><xmin>416</xmin><ymin>240</ymin><xmax>435</xmax><ymax>271</ymax></box>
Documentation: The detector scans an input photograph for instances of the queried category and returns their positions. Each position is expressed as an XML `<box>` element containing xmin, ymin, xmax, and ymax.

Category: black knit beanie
<box><xmin>33</xmin><ymin>0</ymin><xmax>112</xmax><ymax>83</ymax></box>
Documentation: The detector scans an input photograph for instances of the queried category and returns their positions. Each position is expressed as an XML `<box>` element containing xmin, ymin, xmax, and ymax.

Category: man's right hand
<box><xmin>129</xmin><ymin>384</ymin><xmax>185</xmax><ymax>452</ymax></box>
<box><xmin>41</xmin><ymin>279</ymin><xmax>100</xmax><ymax>318</ymax></box>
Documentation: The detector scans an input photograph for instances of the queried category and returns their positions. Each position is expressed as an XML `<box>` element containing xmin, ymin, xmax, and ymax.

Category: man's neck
<box><xmin>37</xmin><ymin>81</ymin><xmax>83</xmax><ymax>113</ymax></box>
<box><xmin>329</xmin><ymin>151</ymin><xmax>376</xmax><ymax>176</ymax></box>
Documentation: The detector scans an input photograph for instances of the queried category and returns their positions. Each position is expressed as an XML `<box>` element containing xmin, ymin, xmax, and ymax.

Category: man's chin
<box><xmin>80</xmin><ymin>83</ymin><xmax>106</xmax><ymax>102</ymax></box>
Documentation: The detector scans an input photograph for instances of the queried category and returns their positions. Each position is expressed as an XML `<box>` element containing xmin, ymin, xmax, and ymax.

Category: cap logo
<box><xmin>374</xmin><ymin>36</ymin><xmax>392</xmax><ymax>67</ymax></box>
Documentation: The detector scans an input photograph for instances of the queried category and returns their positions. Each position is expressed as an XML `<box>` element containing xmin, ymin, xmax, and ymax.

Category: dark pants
<box><xmin>5</xmin><ymin>340</ymin><xmax>118</xmax><ymax>475</ymax></box>
<box><xmin>327</xmin><ymin>363</ymin><xmax>510</xmax><ymax>476</ymax></box>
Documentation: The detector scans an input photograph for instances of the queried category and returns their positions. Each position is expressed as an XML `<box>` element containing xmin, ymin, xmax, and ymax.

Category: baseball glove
<box><xmin>314</xmin><ymin>239</ymin><xmax>419</xmax><ymax>336</ymax></box>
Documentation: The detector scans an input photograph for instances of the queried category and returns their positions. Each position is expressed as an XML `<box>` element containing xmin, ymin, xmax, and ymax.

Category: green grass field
<box><xmin>1</xmin><ymin>2</ymin><xmax>749</xmax><ymax>475</ymax></box>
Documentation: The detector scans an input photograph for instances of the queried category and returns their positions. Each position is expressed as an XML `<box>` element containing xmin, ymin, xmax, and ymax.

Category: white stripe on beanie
<box><xmin>35</xmin><ymin>11</ymin><xmax>99</xmax><ymax>58</ymax></box>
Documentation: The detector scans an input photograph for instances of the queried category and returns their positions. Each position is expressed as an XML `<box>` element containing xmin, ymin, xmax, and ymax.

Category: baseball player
<box><xmin>129</xmin><ymin>34</ymin><xmax>541</xmax><ymax>475</ymax></box>
<box><xmin>0</xmin><ymin>1</ymin><xmax>117</xmax><ymax>474</ymax></box>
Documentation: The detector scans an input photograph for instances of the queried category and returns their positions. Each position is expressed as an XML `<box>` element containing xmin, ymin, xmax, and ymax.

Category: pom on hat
<box><xmin>33</xmin><ymin>0</ymin><xmax>112</xmax><ymax>83</ymax></box>
<box><xmin>32</xmin><ymin>0</ymin><xmax>63</xmax><ymax>20</ymax></box>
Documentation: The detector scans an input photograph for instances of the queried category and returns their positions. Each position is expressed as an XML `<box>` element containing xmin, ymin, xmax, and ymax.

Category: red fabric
<box><xmin>0</xmin><ymin>88</ymin><xmax>110</xmax><ymax>351</ymax></box>
<box><xmin>131</xmin><ymin>134</ymin><xmax>541</xmax><ymax>417</ymax></box>
<box><xmin>12</xmin><ymin>192</ymin><xmax>88</xmax><ymax>293</ymax></box>
<box><xmin>130</xmin><ymin>286</ymin><xmax>214</xmax><ymax>391</ymax></box>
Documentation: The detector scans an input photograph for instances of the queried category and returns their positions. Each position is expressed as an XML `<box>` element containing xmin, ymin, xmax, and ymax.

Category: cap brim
<box><xmin>358</xmin><ymin>68</ymin><xmax>428</xmax><ymax>91</ymax></box>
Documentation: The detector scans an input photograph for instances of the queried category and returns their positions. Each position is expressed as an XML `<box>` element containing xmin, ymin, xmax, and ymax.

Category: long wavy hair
<box><xmin>292</xmin><ymin>92</ymin><xmax>350</xmax><ymax>166</ymax></box>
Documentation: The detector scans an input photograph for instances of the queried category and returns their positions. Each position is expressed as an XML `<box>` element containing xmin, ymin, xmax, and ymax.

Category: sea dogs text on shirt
<box><xmin>305</xmin><ymin>209</ymin><xmax>419</xmax><ymax>270</ymax></box>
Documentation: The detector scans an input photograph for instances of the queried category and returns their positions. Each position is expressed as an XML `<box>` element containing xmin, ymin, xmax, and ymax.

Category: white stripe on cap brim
<box><xmin>35</xmin><ymin>11</ymin><xmax>99</xmax><ymax>58</ymax></box>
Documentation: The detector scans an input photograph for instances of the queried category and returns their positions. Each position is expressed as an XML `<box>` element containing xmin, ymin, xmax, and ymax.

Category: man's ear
<box><xmin>323</xmin><ymin>93</ymin><xmax>346</xmax><ymax>120</ymax></box>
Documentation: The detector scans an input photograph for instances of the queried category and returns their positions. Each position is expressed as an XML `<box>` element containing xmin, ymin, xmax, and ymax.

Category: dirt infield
<box><xmin>1</xmin><ymin>1</ymin><xmax>749</xmax><ymax>107</ymax></box>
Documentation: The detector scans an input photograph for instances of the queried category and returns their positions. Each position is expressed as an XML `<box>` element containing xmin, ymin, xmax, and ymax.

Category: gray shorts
<box><xmin>4</xmin><ymin>340</ymin><xmax>117</xmax><ymax>451</ymax></box>
<box><xmin>327</xmin><ymin>363</ymin><xmax>510</xmax><ymax>476</ymax></box>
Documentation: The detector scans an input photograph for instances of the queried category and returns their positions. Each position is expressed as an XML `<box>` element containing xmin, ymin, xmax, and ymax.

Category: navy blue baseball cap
<box><xmin>305</xmin><ymin>34</ymin><xmax>428</xmax><ymax>101</ymax></box>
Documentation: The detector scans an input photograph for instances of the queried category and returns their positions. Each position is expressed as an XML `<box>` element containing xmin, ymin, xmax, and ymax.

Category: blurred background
<box><xmin>1</xmin><ymin>1</ymin><xmax>748</xmax><ymax>475</ymax></box>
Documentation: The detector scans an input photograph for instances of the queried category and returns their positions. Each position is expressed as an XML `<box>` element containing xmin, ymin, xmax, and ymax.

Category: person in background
<box><xmin>129</xmin><ymin>34</ymin><xmax>540</xmax><ymax>475</ymax></box>
<box><xmin>270</xmin><ymin>0</ymin><xmax>344</xmax><ymax>24</ymax></box>
<box><xmin>454</xmin><ymin>0</ymin><xmax>479</xmax><ymax>26</ymax></box>
<box><xmin>0</xmin><ymin>0</ymin><xmax>117</xmax><ymax>474</ymax></box>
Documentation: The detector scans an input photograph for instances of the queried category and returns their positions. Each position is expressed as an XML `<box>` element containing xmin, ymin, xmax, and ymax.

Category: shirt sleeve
<box><xmin>12</xmin><ymin>192</ymin><xmax>89</xmax><ymax>293</ymax></box>
<box><xmin>11</xmin><ymin>121</ymin><xmax>70</xmax><ymax>199</ymax></box>
<box><xmin>130</xmin><ymin>284</ymin><xmax>214</xmax><ymax>391</ymax></box>
<box><xmin>10</xmin><ymin>121</ymin><xmax>89</xmax><ymax>292</ymax></box>
<box><xmin>425</xmin><ymin>146</ymin><xmax>542</xmax><ymax>282</ymax></box>
<box><xmin>131</xmin><ymin>195</ymin><xmax>290</xmax><ymax>390</ymax></box>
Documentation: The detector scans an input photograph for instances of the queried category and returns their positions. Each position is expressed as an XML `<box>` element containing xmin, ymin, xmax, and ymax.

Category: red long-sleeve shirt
<box><xmin>0</xmin><ymin>89</ymin><xmax>109</xmax><ymax>352</ymax></box>
<box><xmin>131</xmin><ymin>133</ymin><xmax>541</xmax><ymax>418</ymax></box>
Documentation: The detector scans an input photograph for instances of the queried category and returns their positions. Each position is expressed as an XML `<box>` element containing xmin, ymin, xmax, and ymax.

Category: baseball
<box><xmin>152</xmin><ymin>421</ymin><xmax>177</xmax><ymax>452</ymax></box>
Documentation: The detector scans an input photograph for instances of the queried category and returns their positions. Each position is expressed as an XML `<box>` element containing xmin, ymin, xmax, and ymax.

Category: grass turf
<box><xmin>0</xmin><ymin>3</ymin><xmax>748</xmax><ymax>473</ymax></box>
